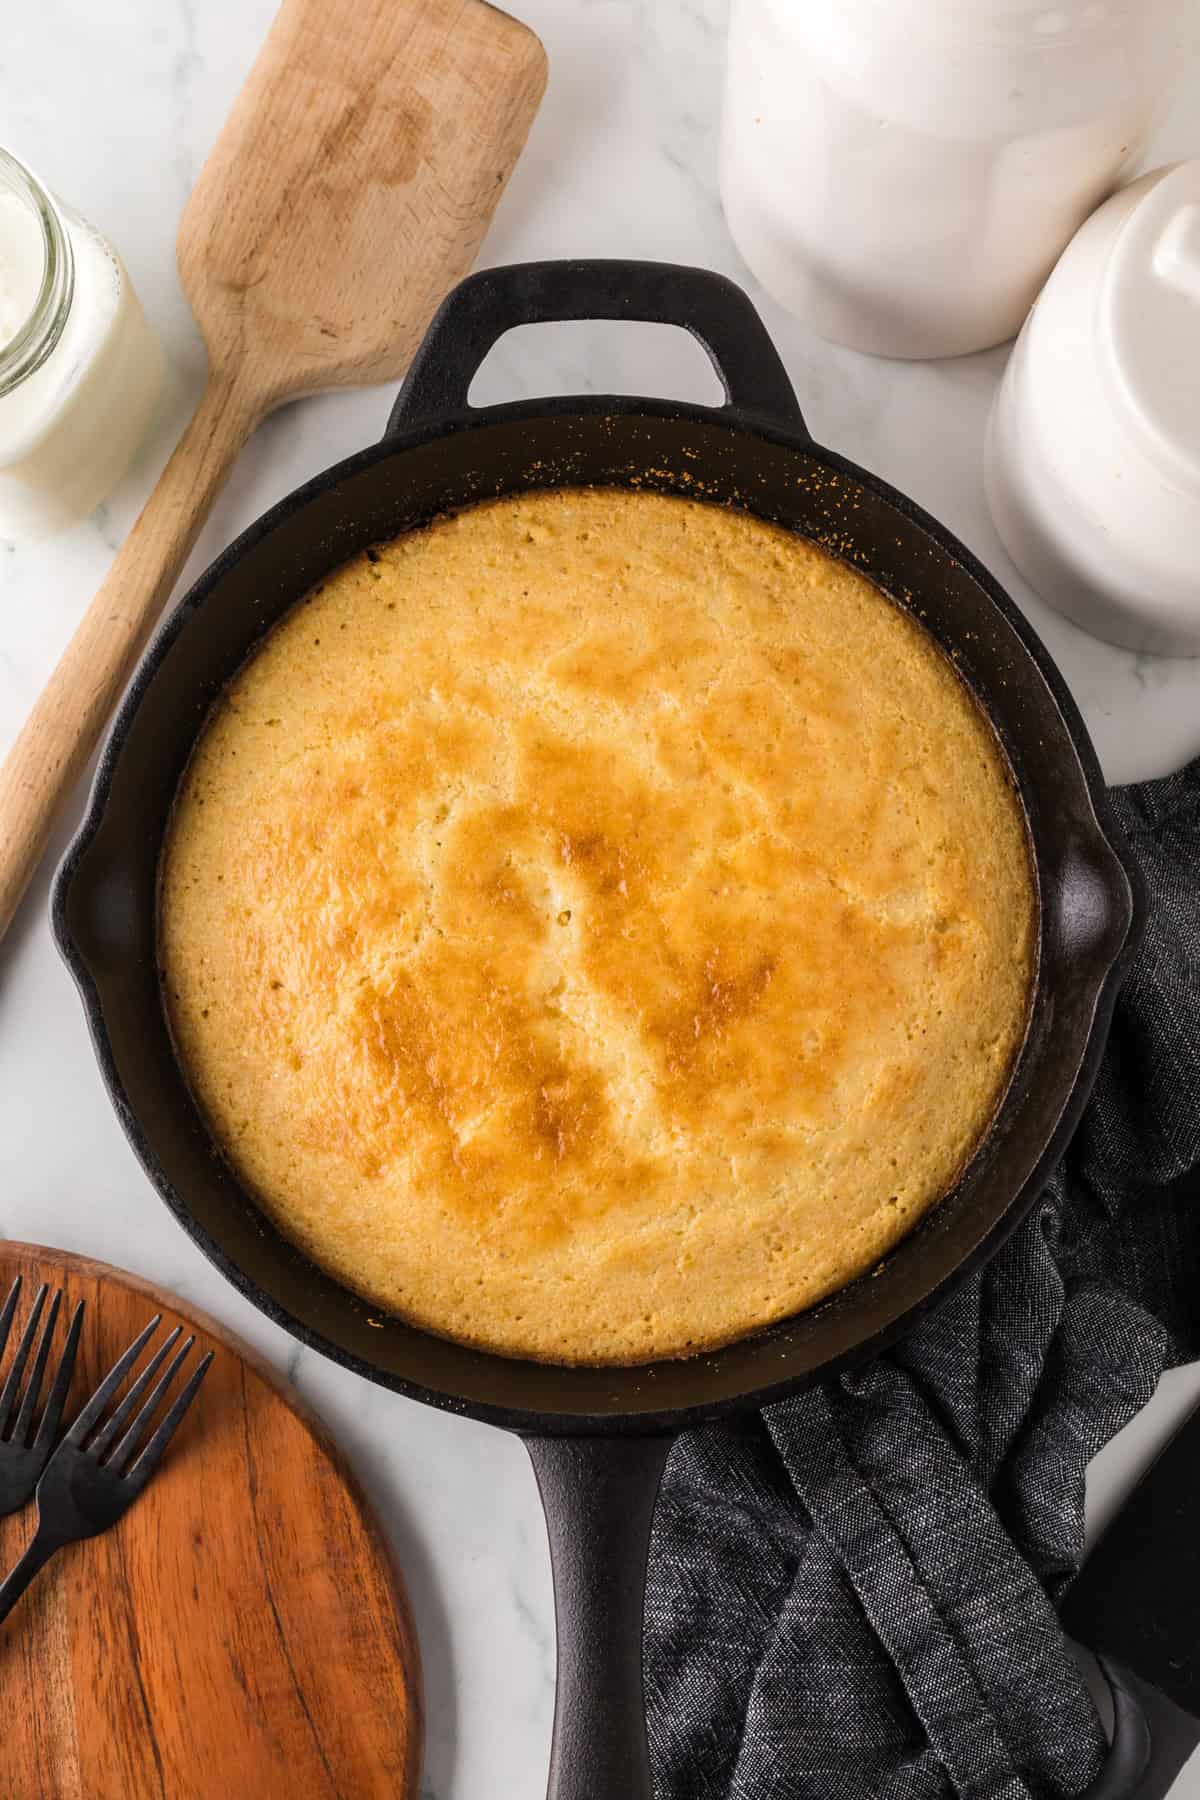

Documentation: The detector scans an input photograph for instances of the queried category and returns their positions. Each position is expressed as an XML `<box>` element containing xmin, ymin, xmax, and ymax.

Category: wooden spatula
<box><xmin>0</xmin><ymin>0</ymin><xmax>546</xmax><ymax>939</ymax></box>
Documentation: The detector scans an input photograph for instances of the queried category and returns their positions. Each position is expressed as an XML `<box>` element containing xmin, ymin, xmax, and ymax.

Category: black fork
<box><xmin>0</xmin><ymin>1313</ymin><xmax>213</xmax><ymax>1624</ymax></box>
<box><xmin>0</xmin><ymin>1276</ymin><xmax>84</xmax><ymax>1518</ymax></box>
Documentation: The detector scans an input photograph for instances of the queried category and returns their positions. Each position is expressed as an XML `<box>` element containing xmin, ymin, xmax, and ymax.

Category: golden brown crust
<box><xmin>160</xmin><ymin>489</ymin><xmax>1036</xmax><ymax>1365</ymax></box>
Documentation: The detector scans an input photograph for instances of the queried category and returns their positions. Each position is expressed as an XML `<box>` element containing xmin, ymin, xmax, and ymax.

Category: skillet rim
<box><xmin>52</xmin><ymin>391</ymin><xmax>1143</xmax><ymax>1436</ymax></box>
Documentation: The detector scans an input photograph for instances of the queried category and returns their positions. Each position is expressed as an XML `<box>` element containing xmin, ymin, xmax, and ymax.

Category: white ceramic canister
<box><xmin>986</xmin><ymin>162</ymin><xmax>1200</xmax><ymax>656</ymax></box>
<box><xmin>720</xmin><ymin>0</ymin><xmax>1192</xmax><ymax>359</ymax></box>
<box><xmin>0</xmin><ymin>147</ymin><xmax>163</xmax><ymax>538</ymax></box>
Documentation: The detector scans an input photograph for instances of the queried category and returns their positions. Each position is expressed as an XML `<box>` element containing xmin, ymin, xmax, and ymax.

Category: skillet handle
<box><xmin>1078</xmin><ymin>1655</ymin><xmax>1200</xmax><ymax>1800</ymax></box>
<box><xmin>1080</xmin><ymin>1657</ymin><xmax>1153</xmax><ymax>1799</ymax></box>
<box><xmin>525</xmin><ymin>1432</ymin><xmax>673</xmax><ymax>1800</ymax></box>
<box><xmin>386</xmin><ymin>258</ymin><xmax>807</xmax><ymax>435</ymax></box>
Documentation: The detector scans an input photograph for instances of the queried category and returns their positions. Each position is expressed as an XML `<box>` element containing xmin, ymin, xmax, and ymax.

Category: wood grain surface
<box><xmin>0</xmin><ymin>0</ymin><xmax>547</xmax><ymax>940</ymax></box>
<box><xmin>0</xmin><ymin>1243</ymin><xmax>421</xmax><ymax>1800</ymax></box>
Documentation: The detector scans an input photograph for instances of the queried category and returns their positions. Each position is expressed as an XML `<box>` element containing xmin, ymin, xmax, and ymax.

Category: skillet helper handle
<box><xmin>386</xmin><ymin>257</ymin><xmax>807</xmax><ymax>434</ymax></box>
<box><xmin>0</xmin><ymin>373</ymin><xmax>260</xmax><ymax>941</ymax></box>
<box><xmin>525</xmin><ymin>1433</ymin><xmax>673</xmax><ymax>1800</ymax></box>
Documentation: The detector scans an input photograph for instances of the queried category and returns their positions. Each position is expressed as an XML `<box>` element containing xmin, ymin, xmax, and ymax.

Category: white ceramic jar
<box><xmin>720</xmin><ymin>0</ymin><xmax>1192</xmax><ymax>359</ymax></box>
<box><xmin>0</xmin><ymin>147</ymin><xmax>163</xmax><ymax>538</ymax></box>
<box><xmin>986</xmin><ymin>162</ymin><xmax>1200</xmax><ymax>656</ymax></box>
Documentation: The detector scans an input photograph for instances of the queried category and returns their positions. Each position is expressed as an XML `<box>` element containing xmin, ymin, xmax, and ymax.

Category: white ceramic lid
<box><xmin>985</xmin><ymin>161</ymin><xmax>1200</xmax><ymax>657</ymax></box>
<box><xmin>1102</xmin><ymin>160</ymin><xmax>1200</xmax><ymax>496</ymax></box>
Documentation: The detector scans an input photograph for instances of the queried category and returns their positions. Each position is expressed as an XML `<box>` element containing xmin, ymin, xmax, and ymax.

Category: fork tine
<box><xmin>65</xmin><ymin>1314</ymin><xmax>162</xmax><ymax>1446</ymax></box>
<box><xmin>0</xmin><ymin>1285</ymin><xmax>48</xmax><ymax>1439</ymax></box>
<box><xmin>0</xmin><ymin>1277</ymin><xmax>21</xmax><ymax>1364</ymax></box>
<box><xmin>108</xmin><ymin>1335</ymin><xmax>195</xmax><ymax>1476</ymax></box>
<box><xmin>89</xmin><ymin>1326</ymin><xmax>181</xmax><ymax>1460</ymax></box>
<box><xmin>33</xmin><ymin>1300</ymin><xmax>84</xmax><ymax>1450</ymax></box>
<box><xmin>125</xmin><ymin>1350</ymin><xmax>213</xmax><ymax>1485</ymax></box>
<box><xmin>11</xmin><ymin>1289</ymin><xmax>62</xmax><ymax>1446</ymax></box>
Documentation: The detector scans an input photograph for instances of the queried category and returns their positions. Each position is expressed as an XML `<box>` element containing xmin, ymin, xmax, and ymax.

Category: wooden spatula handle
<box><xmin>0</xmin><ymin>374</ymin><xmax>259</xmax><ymax>938</ymax></box>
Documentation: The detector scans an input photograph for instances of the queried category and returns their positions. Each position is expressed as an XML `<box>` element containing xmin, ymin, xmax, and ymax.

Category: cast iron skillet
<box><xmin>54</xmin><ymin>262</ymin><xmax>1141</xmax><ymax>1799</ymax></box>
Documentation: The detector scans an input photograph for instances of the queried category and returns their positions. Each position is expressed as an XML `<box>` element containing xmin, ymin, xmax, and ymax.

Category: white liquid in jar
<box><xmin>0</xmin><ymin>168</ymin><xmax>164</xmax><ymax>539</ymax></box>
<box><xmin>0</xmin><ymin>192</ymin><xmax>44</xmax><ymax>349</ymax></box>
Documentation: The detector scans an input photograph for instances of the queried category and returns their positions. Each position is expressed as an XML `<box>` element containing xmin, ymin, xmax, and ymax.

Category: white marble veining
<box><xmin>0</xmin><ymin>5</ymin><xmax>1198</xmax><ymax>1795</ymax></box>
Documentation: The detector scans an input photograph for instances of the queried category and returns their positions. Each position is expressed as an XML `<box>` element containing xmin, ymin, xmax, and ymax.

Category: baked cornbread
<box><xmin>161</xmin><ymin>488</ymin><xmax>1036</xmax><ymax>1365</ymax></box>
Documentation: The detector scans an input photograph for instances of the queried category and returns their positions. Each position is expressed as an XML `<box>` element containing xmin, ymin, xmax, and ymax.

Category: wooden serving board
<box><xmin>0</xmin><ymin>1244</ymin><xmax>420</xmax><ymax>1800</ymax></box>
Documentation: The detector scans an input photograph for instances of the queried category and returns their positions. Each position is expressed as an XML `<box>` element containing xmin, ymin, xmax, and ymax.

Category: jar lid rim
<box><xmin>0</xmin><ymin>146</ymin><xmax>75</xmax><ymax>398</ymax></box>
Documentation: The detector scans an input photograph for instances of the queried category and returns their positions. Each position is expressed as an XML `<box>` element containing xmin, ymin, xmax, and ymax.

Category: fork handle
<box><xmin>0</xmin><ymin>1528</ymin><xmax>61</xmax><ymax>1624</ymax></box>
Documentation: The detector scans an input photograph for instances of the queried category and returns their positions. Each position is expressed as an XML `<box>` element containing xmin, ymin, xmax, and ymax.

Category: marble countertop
<box><xmin>2</xmin><ymin>4</ymin><xmax>1199</xmax><ymax>1795</ymax></box>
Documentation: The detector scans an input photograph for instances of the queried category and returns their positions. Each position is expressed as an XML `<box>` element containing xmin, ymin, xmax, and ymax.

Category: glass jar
<box><xmin>720</xmin><ymin>0</ymin><xmax>1192</xmax><ymax>359</ymax></box>
<box><xmin>0</xmin><ymin>147</ymin><xmax>164</xmax><ymax>537</ymax></box>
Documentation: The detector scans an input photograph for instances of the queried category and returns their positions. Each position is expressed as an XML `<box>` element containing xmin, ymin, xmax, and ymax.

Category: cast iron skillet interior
<box><xmin>53</xmin><ymin>262</ymin><xmax>1140</xmax><ymax>1800</ymax></box>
